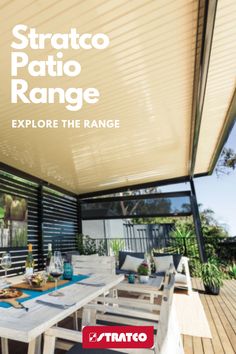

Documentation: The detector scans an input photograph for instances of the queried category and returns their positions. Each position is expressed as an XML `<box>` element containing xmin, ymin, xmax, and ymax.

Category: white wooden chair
<box><xmin>70</xmin><ymin>255</ymin><xmax>116</xmax><ymax>330</ymax></box>
<box><xmin>72</xmin><ymin>255</ymin><xmax>116</xmax><ymax>276</ymax></box>
<box><xmin>43</xmin><ymin>273</ymin><xmax>184</xmax><ymax>354</ymax></box>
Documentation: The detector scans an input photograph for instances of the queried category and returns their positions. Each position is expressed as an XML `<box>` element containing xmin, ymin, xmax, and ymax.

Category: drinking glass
<box><xmin>49</xmin><ymin>252</ymin><xmax>64</xmax><ymax>296</ymax></box>
<box><xmin>54</xmin><ymin>251</ymin><xmax>63</xmax><ymax>264</ymax></box>
<box><xmin>1</xmin><ymin>252</ymin><xmax>12</xmax><ymax>284</ymax></box>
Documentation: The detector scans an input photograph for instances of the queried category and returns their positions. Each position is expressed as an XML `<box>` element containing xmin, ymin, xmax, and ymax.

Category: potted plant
<box><xmin>138</xmin><ymin>261</ymin><xmax>149</xmax><ymax>284</ymax></box>
<box><xmin>201</xmin><ymin>260</ymin><xmax>223</xmax><ymax>295</ymax></box>
<box><xmin>228</xmin><ymin>263</ymin><xmax>236</xmax><ymax>279</ymax></box>
<box><xmin>109</xmin><ymin>239</ymin><xmax>125</xmax><ymax>267</ymax></box>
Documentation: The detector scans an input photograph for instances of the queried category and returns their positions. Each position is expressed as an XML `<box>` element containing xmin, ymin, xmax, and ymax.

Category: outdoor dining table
<box><xmin>0</xmin><ymin>273</ymin><xmax>124</xmax><ymax>354</ymax></box>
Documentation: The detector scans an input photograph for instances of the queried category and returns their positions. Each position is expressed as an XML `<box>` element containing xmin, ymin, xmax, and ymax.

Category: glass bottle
<box><xmin>25</xmin><ymin>243</ymin><xmax>34</xmax><ymax>275</ymax></box>
<box><xmin>46</xmin><ymin>243</ymin><xmax>52</xmax><ymax>272</ymax></box>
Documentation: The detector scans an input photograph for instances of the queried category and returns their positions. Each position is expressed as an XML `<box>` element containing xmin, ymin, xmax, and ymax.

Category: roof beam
<box><xmin>78</xmin><ymin>175</ymin><xmax>192</xmax><ymax>199</ymax></box>
<box><xmin>208</xmin><ymin>88</ymin><xmax>236</xmax><ymax>174</ymax></box>
<box><xmin>189</xmin><ymin>0</ymin><xmax>218</xmax><ymax>176</ymax></box>
<box><xmin>0</xmin><ymin>161</ymin><xmax>77</xmax><ymax>197</ymax></box>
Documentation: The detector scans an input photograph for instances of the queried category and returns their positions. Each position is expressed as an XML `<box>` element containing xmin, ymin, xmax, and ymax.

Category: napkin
<box><xmin>36</xmin><ymin>296</ymin><xmax>76</xmax><ymax>309</ymax></box>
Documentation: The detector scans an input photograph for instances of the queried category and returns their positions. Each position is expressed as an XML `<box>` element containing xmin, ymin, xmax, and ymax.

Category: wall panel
<box><xmin>0</xmin><ymin>170</ymin><xmax>78</xmax><ymax>276</ymax></box>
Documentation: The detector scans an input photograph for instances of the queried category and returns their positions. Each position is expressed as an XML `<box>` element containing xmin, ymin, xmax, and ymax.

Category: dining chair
<box><xmin>43</xmin><ymin>273</ymin><xmax>184</xmax><ymax>354</ymax></box>
<box><xmin>70</xmin><ymin>255</ymin><xmax>116</xmax><ymax>331</ymax></box>
<box><xmin>72</xmin><ymin>255</ymin><xmax>116</xmax><ymax>275</ymax></box>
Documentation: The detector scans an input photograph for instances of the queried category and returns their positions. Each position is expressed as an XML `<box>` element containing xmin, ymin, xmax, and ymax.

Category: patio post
<box><xmin>190</xmin><ymin>178</ymin><xmax>207</xmax><ymax>263</ymax></box>
<box><xmin>77</xmin><ymin>198</ymin><xmax>82</xmax><ymax>234</ymax></box>
<box><xmin>37</xmin><ymin>183</ymin><xmax>44</xmax><ymax>270</ymax></box>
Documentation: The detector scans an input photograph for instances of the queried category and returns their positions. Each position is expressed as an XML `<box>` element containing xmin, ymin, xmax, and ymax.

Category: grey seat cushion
<box><xmin>67</xmin><ymin>343</ymin><xmax>121</xmax><ymax>354</ymax></box>
<box><xmin>118</xmin><ymin>251</ymin><xmax>145</xmax><ymax>270</ymax></box>
<box><xmin>155</xmin><ymin>271</ymin><xmax>166</xmax><ymax>277</ymax></box>
<box><xmin>115</xmin><ymin>269</ymin><xmax>131</xmax><ymax>275</ymax></box>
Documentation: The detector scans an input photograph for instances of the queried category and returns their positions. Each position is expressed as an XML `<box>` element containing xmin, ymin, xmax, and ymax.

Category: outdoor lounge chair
<box><xmin>153</xmin><ymin>253</ymin><xmax>192</xmax><ymax>295</ymax></box>
<box><xmin>42</xmin><ymin>273</ymin><xmax>184</xmax><ymax>354</ymax></box>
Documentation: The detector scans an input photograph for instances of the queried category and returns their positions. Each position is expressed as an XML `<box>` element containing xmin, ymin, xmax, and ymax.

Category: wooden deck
<box><xmin>183</xmin><ymin>278</ymin><xmax>236</xmax><ymax>354</ymax></box>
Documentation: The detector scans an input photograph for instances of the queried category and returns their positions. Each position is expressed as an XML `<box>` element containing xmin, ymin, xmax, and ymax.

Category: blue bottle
<box><xmin>63</xmin><ymin>262</ymin><xmax>73</xmax><ymax>280</ymax></box>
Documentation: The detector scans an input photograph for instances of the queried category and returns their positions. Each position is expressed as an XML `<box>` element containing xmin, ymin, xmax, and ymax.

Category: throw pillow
<box><xmin>121</xmin><ymin>255</ymin><xmax>144</xmax><ymax>272</ymax></box>
<box><xmin>153</xmin><ymin>252</ymin><xmax>182</xmax><ymax>270</ymax></box>
<box><xmin>119</xmin><ymin>251</ymin><xmax>144</xmax><ymax>270</ymax></box>
<box><xmin>153</xmin><ymin>255</ymin><xmax>174</xmax><ymax>273</ymax></box>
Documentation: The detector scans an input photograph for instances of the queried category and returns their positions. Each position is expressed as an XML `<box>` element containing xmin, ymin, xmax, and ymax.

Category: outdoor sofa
<box><xmin>116</xmin><ymin>251</ymin><xmax>192</xmax><ymax>294</ymax></box>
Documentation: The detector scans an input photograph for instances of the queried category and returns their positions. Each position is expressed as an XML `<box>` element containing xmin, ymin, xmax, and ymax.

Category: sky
<box><xmin>162</xmin><ymin>123</ymin><xmax>236</xmax><ymax>236</ymax></box>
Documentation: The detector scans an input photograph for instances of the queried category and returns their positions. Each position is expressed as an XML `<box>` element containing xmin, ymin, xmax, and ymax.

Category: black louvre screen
<box><xmin>42</xmin><ymin>187</ymin><xmax>78</xmax><ymax>256</ymax></box>
<box><xmin>0</xmin><ymin>170</ymin><xmax>78</xmax><ymax>276</ymax></box>
<box><xmin>0</xmin><ymin>171</ymin><xmax>39</xmax><ymax>276</ymax></box>
<box><xmin>81</xmin><ymin>192</ymin><xmax>192</xmax><ymax>220</ymax></box>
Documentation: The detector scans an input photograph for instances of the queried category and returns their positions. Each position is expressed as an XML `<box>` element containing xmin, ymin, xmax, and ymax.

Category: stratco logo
<box><xmin>82</xmin><ymin>326</ymin><xmax>154</xmax><ymax>349</ymax></box>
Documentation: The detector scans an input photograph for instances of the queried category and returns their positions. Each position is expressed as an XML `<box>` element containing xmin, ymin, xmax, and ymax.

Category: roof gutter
<box><xmin>189</xmin><ymin>0</ymin><xmax>218</xmax><ymax>176</ymax></box>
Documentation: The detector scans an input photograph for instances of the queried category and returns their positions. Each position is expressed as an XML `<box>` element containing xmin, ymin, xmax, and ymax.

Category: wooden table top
<box><xmin>117</xmin><ymin>275</ymin><xmax>163</xmax><ymax>292</ymax></box>
<box><xmin>0</xmin><ymin>274</ymin><xmax>124</xmax><ymax>343</ymax></box>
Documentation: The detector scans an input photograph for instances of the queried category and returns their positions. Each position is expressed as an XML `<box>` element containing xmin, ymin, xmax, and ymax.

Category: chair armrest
<box><xmin>95</xmin><ymin>296</ymin><xmax>161</xmax><ymax>311</ymax></box>
<box><xmin>83</xmin><ymin>302</ymin><xmax>160</xmax><ymax>321</ymax></box>
<box><xmin>178</xmin><ymin>257</ymin><xmax>192</xmax><ymax>294</ymax></box>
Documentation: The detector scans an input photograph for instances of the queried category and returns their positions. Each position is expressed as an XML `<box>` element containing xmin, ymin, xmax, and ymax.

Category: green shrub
<box><xmin>201</xmin><ymin>260</ymin><xmax>224</xmax><ymax>288</ymax></box>
<box><xmin>109</xmin><ymin>239</ymin><xmax>125</xmax><ymax>260</ymax></box>
<box><xmin>189</xmin><ymin>258</ymin><xmax>202</xmax><ymax>277</ymax></box>
<box><xmin>76</xmin><ymin>233</ymin><xmax>84</xmax><ymax>254</ymax></box>
<box><xmin>75</xmin><ymin>234</ymin><xmax>106</xmax><ymax>256</ymax></box>
<box><xmin>228</xmin><ymin>264</ymin><xmax>236</xmax><ymax>279</ymax></box>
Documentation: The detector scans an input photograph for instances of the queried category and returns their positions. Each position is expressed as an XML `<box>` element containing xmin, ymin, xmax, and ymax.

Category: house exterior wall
<box><xmin>82</xmin><ymin>219</ymin><xmax>126</xmax><ymax>239</ymax></box>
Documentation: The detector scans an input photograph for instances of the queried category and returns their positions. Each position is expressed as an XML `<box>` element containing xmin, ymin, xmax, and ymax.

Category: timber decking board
<box><xmin>183</xmin><ymin>278</ymin><xmax>236</xmax><ymax>354</ymax></box>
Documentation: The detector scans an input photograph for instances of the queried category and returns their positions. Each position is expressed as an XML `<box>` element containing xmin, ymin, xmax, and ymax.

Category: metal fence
<box><xmin>123</xmin><ymin>223</ymin><xmax>174</xmax><ymax>251</ymax></box>
<box><xmin>91</xmin><ymin>235</ymin><xmax>199</xmax><ymax>258</ymax></box>
<box><xmin>88</xmin><ymin>223</ymin><xmax>234</xmax><ymax>262</ymax></box>
<box><xmin>89</xmin><ymin>223</ymin><xmax>199</xmax><ymax>258</ymax></box>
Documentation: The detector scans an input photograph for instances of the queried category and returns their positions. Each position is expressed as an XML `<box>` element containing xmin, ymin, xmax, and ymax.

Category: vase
<box><xmin>128</xmin><ymin>273</ymin><xmax>135</xmax><ymax>284</ymax></box>
<box><xmin>139</xmin><ymin>275</ymin><xmax>149</xmax><ymax>284</ymax></box>
<box><xmin>63</xmin><ymin>262</ymin><xmax>73</xmax><ymax>280</ymax></box>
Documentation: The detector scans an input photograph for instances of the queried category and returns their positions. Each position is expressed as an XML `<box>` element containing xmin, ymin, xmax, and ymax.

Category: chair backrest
<box><xmin>63</xmin><ymin>251</ymin><xmax>80</xmax><ymax>263</ymax></box>
<box><xmin>155</xmin><ymin>273</ymin><xmax>175</xmax><ymax>352</ymax></box>
<box><xmin>72</xmin><ymin>255</ymin><xmax>116</xmax><ymax>275</ymax></box>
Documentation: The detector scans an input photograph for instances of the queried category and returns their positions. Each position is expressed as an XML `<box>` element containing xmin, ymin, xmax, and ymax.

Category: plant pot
<box><xmin>139</xmin><ymin>275</ymin><xmax>149</xmax><ymax>284</ymax></box>
<box><xmin>204</xmin><ymin>285</ymin><xmax>220</xmax><ymax>295</ymax></box>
